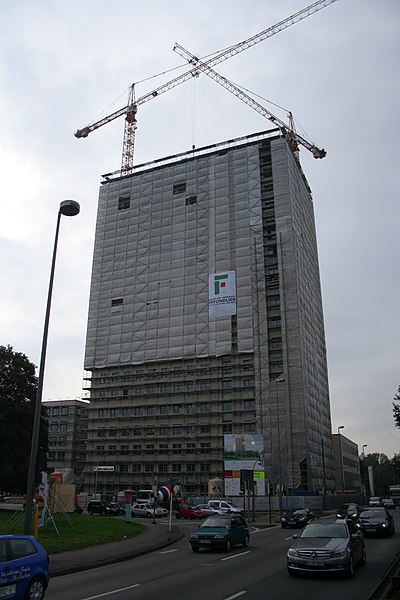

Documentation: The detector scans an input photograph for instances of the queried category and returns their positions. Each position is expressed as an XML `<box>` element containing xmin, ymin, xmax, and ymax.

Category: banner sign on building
<box><xmin>223</xmin><ymin>434</ymin><xmax>265</xmax><ymax>496</ymax></box>
<box><xmin>209</xmin><ymin>271</ymin><xmax>236</xmax><ymax>318</ymax></box>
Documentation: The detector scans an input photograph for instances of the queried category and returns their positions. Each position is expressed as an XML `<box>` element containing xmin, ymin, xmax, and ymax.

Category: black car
<box><xmin>281</xmin><ymin>508</ymin><xmax>314</xmax><ymax>529</ymax></box>
<box><xmin>336</xmin><ymin>503</ymin><xmax>361</xmax><ymax>521</ymax></box>
<box><xmin>358</xmin><ymin>507</ymin><xmax>395</xmax><ymax>537</ymax></box>
<box><xmin>87</xmin><ymin>500</ymin><xmax>110</xmax><ymax>516</ymax></box>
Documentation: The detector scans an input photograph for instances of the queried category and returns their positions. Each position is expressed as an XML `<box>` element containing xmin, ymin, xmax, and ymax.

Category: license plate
<box><xmin>0</xmin><ymin>585</ymin><xmax>17</xmax><ymax>598</ymax></box>
<box><xmin>367</xmin><ymin>527</ymin><xmax>377</xmax><ymax>532</ymax></box>
<box><xmin>305</xmin><ymin>560</ymin><xmax>324</xmax><ymax>566</ymax></box>
<box><xmin>200</xmin><ymin>540</ymin><xmax>211</xmax><ymax>544</ymax></box>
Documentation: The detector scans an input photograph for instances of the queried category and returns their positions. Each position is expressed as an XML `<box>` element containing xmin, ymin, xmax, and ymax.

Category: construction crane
<box><xmin>75</xmin><ymin>0</ymin><xmax>338</xmax><ymax>172</ymax></box>
<box><xmin>173</xmin><ymin>42</ymin><xmax>326</xmax><ymax>159</ymax></box>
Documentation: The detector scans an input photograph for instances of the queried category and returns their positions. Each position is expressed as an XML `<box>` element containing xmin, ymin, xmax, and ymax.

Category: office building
<box><xmin>83</xmin><ymin>128</ymin><xmax>335</xmax><ymax>498</ymax></box>
<box><xmin>44</xmin><ymin>398</ymin><xmax>89</xmax><ymax>484</ymax></box>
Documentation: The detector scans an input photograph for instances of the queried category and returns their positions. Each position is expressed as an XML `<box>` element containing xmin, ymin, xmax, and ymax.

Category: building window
<box><xmin>118</xmin><ymin>196</ymin><xmax>130</xmax><ymax>210</ymax></box>
<box><xmin>186</xmin><ymin>463</ymin><xmax>196</xmax><ymax>473</ymax></box>
<box><xmin>132</xmin><ymin>464</ymin><xmax>141</xmax><ymax>472</ymax></box>
<box><xmin>120</xmin><ymin>464</ymin><xmax>129</xmax><ymax>473</ymax></box>
<box><xmin>173</xmin><ymin>182</ymin><xmax>186</xmax><ymax>194</ymax></box>
<box><xmin>243</xmin><ymin>379</ymin><xmax>254</xmax><ymax>388</ymax></box>
<box><xmin>158</xmin><ymin>463</ymin><xmax>168</xmax><ymax>473</ymax></box>
<box><xmin>222</xmin><ymin>401</ymin><xmax>232</xmax><ymax>412</ymax></box>
<box><xmin>147</xmin><ymin>406</ymin><xmax>155</xmax><ymax>416</ymax></box>
<box><xmin>146</xmin><ymin>444</ymin><xmax>155</xmax><ymax>455</ymax></box>
<box><xmin>244</xmin><ymin>423</ymin><xmax>256</xmax><ymax>433</ymax></box>
<box><xmin>159</xmin><ymin>405</ymin><xmax>169</xmax><ymax>415</ymax></box>
<box><xmin>185</xmin><ymin>195</ymin><xmax>197</xmax><ymax>206</ymax></box>
<box><xmin>159</xmin><ymin>427</ymin><xmax>170</xmax><ymax>436</ymax></box>
<box><xmin>244</xmin><ymin>399</ymin><xmax>255</xmax><ymax>410</ymax></box>
<box><xmin>172</xmin><ymin>464</ymin><xmax>182</xmax><ymax>473</ymax></box>
<box><xmin>134</xmin><ymin>407</ymin><xmax>143</xmax><ymax>416</ymax></box>
<box><xmin>173</xmin><ymin>404</ymin><xmax>182</xmax><ymax>414</ymax></box>
<box><xmin>111</xmin><ymin>298</ymin><xmax>123</xmax><ymax>307</ymax></box>
<box><xmin>172</xmin><ymin>426</ymin><xmax>182</xmax><ymax>435</ymax></box>
<box><xmin>222</xmin><ymin>424</ymin><xmax>233</xmax><ymax>433</ymax></box>
<box><xmin>158</xmin><ymin>444</ymin><xmax>169</xmax><ymax>455</ymax></box>
<box><xmin>172</xmin><ymin>443</ymin><xmax>182</xmax><ymax>454</ymax></box>
<box><xmin>200</xmin><ymin>403</ymin><xmax>210</xmax><ymax>413</ymax></box>
<box><xmin>133</xmin><ymin>428</ymin><xmax>143</xmax><ymax>436</ymax></box>
<box><xmin>222</xmin><ymin>379</ymin><xmax>232</xmax><ymax>389</ymax></box>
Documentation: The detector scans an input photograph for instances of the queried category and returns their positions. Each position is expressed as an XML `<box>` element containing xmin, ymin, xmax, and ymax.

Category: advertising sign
<box><xmin>224</xmin><ymin>434</ymin><xmax>265</xmax><ymax>496</ymax></box>
<box><xmin>208</xmin><ymin>271</ymin><xmax>236</xmax><ymax>317</ymax></box>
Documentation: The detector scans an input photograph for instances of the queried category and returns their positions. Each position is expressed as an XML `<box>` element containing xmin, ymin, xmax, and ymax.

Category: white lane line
<box><xmin>224</xmin><ymin>592</ymin><xmax>247</xmax><ymax>599</ymax></box>
<box><xmin>80</xmin><ymin>583</ymin><xmax>140</xmax><ymax>599</ymax></box>
<box><xmin>222</xmin><ymin>551</ymin><xmax>251</xmax><ymax>561</ymax></box>
<box><xmin>159</xmin><ymin>548</ymin><xmax>179</xmax><ymax>554</ymax></box>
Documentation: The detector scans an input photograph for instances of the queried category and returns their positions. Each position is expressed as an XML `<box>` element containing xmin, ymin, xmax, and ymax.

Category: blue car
<box><xmin>190</xmin><ymin>514</ymin><xmax>250</xmax><ymax>552</ymax></box>
<box><xmin>0</xmin><ymin>535</ymin><xmax>49</xmax><ymax>599</ymax></box>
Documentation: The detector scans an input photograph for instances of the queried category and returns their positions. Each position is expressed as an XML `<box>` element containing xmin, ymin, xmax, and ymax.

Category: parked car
<box><xmin>0</xmin><ymin>534</ymin><xmax>50</xmax><ymax>599</ymax></box>
<box><xmin>87</xmin><ymin>500</ymin><xmax>110</xmax><ymax>516</ymax></box>
<box><xmin>287</xmin><ymin>519</ymin><xmax>366</xmax><ymax>577</ymax></box>
<box><xmin>175</xmin><ymin>503</ymin><xmax>203</xmax><ymax>519</ymax></box>
<box><xmin>73</xmin><ymin>504</ymin><xmax>83</xmax><ymax>514</ymax></box>
<box><xmin>131</xmin><ymin>503</ymin><xmax>168</xmax><ymax>518</ymax></box>
<box><xmin>207</xmin><ymin>500</ymin><xmax>243</xmax><ymax>515</ymax></box>
<box><xmin>195</xmin><ymin>503</ymin><xmax>224</xmax><ymax>517</ymax></box>
<box><xmin>336</xmin><ymin>503</ymin><xmax>361</xmax><ymax>521</ymax></box>
<box><xmin>358</xmin><ymin>507</ymin><xmax>395</xmax><ymax>537</ymax></box>
<box><xmin>382</xmin><ymin>498</ymin><xmax>396</xmax><ymax>510</ymax></box>
<box><xmin>190</xmin><ymin>514</ymin><xmax>250</xmax><ymax>552</ymax></box>
<box><xmin>368</xmin><ymin>496</ymin><xmax>382</xmax><ymax>507</ymax></box>
<box><xmin>281</xmin><ymin>508</ymin><xmax>314</xmax><ymax>529</ymax></box>
<box><xmin>107</xmin><ymin>502</ymin><xmax>125</xmax><ymax>516</ymax></box>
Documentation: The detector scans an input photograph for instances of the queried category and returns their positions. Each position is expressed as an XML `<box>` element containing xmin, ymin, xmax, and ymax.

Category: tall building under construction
<box><xmin>83</xmin><ymin>128</ymin><xmax>335</xmax><ymax>498</ymax></box>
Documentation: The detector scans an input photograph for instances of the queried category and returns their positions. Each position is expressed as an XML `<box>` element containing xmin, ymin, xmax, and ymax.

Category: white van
<box><xmin>207</xmin><ymin>500</ymin><xmax>243</xmax><ymax>515</ymax></box>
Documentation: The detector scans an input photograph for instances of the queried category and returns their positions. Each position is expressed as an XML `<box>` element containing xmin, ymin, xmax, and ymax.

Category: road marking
<box><xmin>80</xmin><ymin>583</ymin><xmax>140</xmax><ymax>599</ymax></box>
<box><xmin>224</xmin><ymin>592</ymin><xmax>247</xmax><ymax>599</ymax></box>
<box><xmin>159</xmin><ymin>548</ymin><xmax>179</xmax><ymax>554</ymax></box>
<box><xmin>222</xmin><ymin>551</ymin><xmax>251</xmax><ymax>561</ymax></box>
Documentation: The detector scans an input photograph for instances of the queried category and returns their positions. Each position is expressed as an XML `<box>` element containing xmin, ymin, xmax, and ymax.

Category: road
<box><xmin>46</xmin><ymin>513</ymin><xmax>400</xmax><ymax>600</ymax></box>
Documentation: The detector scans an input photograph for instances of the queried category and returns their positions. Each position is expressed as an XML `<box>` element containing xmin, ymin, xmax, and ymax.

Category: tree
<box><xmin>393</xmin><ymin>385</ymin><xmax>400</xmax><ymax>429</ymax></box>
<box><xmin>0</xmin><ymin>345</ymin><xmax>48</xmax><ymax>493</ymax></box>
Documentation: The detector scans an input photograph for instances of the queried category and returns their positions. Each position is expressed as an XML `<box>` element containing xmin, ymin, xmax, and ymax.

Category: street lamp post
<box><xmin>362</xmin><ymin>444</ymin><xmax>368</xmax><ymax>460</ymax></box>
<box><xmin>24</xmin><ymin>200</ymin><xmax>80</xmax><ymax>534</ymax></box>
<box><xmin>337</xmin><ymin>425</ymin><xmax>345</xmax><ymax>494</ymax></box>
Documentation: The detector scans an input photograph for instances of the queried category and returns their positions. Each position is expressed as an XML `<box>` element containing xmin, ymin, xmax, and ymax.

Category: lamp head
<box><xmin>60</xmin><ymin>200</ymin><xmax>80</xmax><ymax>217</ymax></box>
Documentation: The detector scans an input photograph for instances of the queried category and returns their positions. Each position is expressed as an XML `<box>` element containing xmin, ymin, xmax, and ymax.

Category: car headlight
<box><xmin>287</xmin><ymin>549</ymin><xmax>299</xmax><ymax>557</ymax></box>
<box><xmin>332</xmin><ymin>550</ymin><xmax>347</xmax><ymax>558</ymax></box>
<box><xmin>381</xmin><ymin>523</ymin><xmax>388</xmax><ymax>528</ymax></box>
<box><xmin>190</xmin><ymin>533</ymin><xmax>198</xmax><ymax>539</ymax></box>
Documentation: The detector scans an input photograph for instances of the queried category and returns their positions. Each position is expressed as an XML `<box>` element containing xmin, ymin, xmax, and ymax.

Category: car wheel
<box><xmin>192</xmin><ymin>546</ymin><xmax>199</xmax><ymax>553</ymax></box>
<box><xmin>24</xmin><ymin>576</ymin><xmax>46</xmax><ymax>600</ymax></box>
<box><xmin>346</xmin><ymin>554</ymin><xmax>354</xmax><ymax>578</ymax></box>
<box><xmin>225</xmin><ymin>539</ymin><xmax>232</xmax><ymax>552</ymax></box>
<box><xmin>360</xmin><ymin>545</ymin><xmax>367</xmax><ymax>566</ymax></box>
<box><xmin>242</xmin><ymin>535</ymin><xmax>249</xmax><ymax>548</ymax></box>
<box><xmin>101</xmin><ymin>510</ymin><xmax>106</xmax><ymax>516</ymax></box>
<box><xmin>146</xmin><ymin>512</ymin><xmax>151</xmax><ymax>518</ymax></box>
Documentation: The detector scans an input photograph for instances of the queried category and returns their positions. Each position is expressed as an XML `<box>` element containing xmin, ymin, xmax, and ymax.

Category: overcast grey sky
<box><xmin>0</xmin><ymin>0</ymin><xmax>398</xmax><ymax>458</ymax></box>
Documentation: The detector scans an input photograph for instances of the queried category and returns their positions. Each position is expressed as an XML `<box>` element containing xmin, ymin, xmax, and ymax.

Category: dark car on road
<box><xmin>358</xmin><ymin>507</ymin><xmax>395</xmax><ymax>537</ymax></box>
<box><xmin>87</xmin><ymin>500</ymin><xmax>110</xmax><ymax>516</ymax></box>
<box><xmin>176</xmin><ymin>503</ymin><xmax>203</xmax><ymax>519</ymax></box>
<box><xmin>0</xmin><ymin>534</ymin><xmax>50</xmax><ymax>599</ymax></box>
<box><xmin>336</xmin><ymin>503</ymin><xmax>361</xmax><ymax>521</ymax></box>
<box><xmin>287</xmin><ymin>519</ymin><xmax>366</xmax><ymax>577</ymax></box>
<box><xmin>281</xmin><ymin>508</ymin><xmax>314</xmax><ymax>529</ymax></box>
<box><xmin>190</xmin><ymin>514</ymin><xmax>250</xmax><ymax>552</ymax></box>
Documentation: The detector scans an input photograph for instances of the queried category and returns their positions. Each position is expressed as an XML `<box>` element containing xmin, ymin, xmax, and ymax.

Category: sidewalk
<box><xmin>49</xmin><ymin>523</ymin><xmax>183</xmax><ymax>577</ymax></box>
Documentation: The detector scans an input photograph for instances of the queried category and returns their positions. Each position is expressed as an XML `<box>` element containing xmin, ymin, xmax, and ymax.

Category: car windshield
<box><xmin>203</xmin><ymin>517</ymin><xmax>230</xmax><ymax>528</ymax></box>
<box><xmin>360</xmin><ymin>509</ymin><xmax>386</xmax><ymax>518</ymax></box>
<box><xmin>300</xmin><ymin>523</ymin><xmax>347</xmax><ymax>539</ymax></box>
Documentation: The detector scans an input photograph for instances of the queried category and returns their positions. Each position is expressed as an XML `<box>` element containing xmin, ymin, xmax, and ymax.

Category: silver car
<box><xmin>131</xmin><ymin>503</ymin><xmax>168</xmax><ymax>518</ymax></box>
<box><xmin>287</xmin><ymin>520</ymin><xmax>366</xmax><ymax>577</ymax></box>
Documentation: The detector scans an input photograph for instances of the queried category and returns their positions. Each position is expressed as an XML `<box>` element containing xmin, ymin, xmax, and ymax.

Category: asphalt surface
<box><xmin>49</xmin><ymin>522</ymin><xmax>183</xmax><ymax>577</ymax></box>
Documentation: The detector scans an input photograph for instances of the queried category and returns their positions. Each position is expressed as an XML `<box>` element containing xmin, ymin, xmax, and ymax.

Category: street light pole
<box><xmin>337</xmin><ymin>425</ymin><xmax>345</xmax><ymax>495</ymax></box>
<box><xmin>24</xmin><ymin>200</ymin><xmax>80</xmax><ymax>534</ymax></box>
<box><xmin>362</xmin><ymin>444</ymin><xmax>368</xmax><ymax>460</ymax></box>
